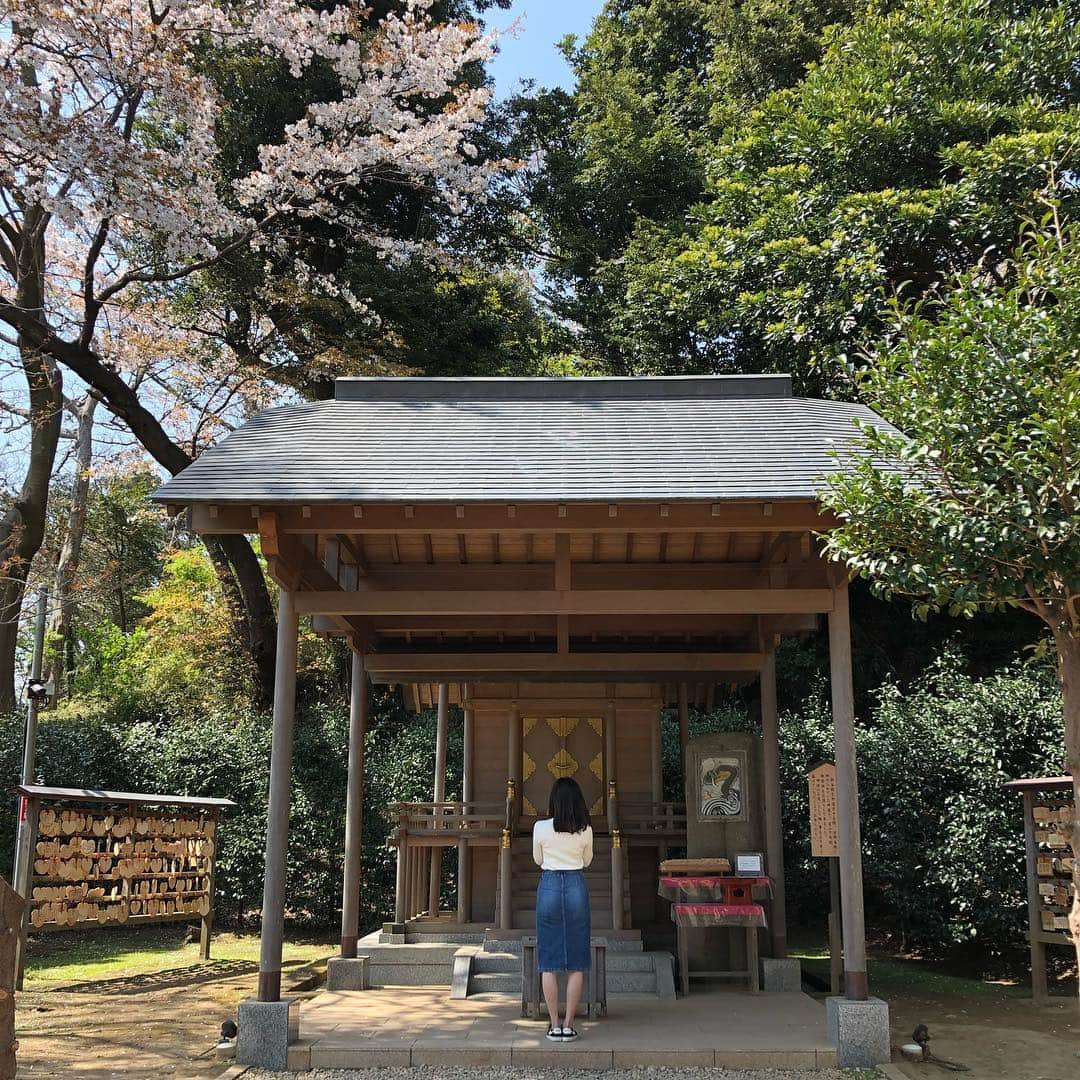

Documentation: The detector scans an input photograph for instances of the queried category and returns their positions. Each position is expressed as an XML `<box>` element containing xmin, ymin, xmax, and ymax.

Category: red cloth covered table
<box><xmin>670</xmin><ymin>902</ymin><xmax>768</xmax><ymax>928</ymax></box>
<box><xmin>657</xmin><ymin>875</ymin><xmax>771</xmax><ymax>902</ymax></box>
<box><xmin>657</xmin><ymin>874</ymin><xmax>772</xmax><ymax>996</ymax></box>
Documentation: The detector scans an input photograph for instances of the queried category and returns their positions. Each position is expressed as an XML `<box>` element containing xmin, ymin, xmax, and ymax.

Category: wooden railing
<box><xmin>619</xmin><ymin>801</ymin><xmax>688</xmax><ymax>839</ymax></box>
<box><xmin>384</xmin><ymin>801</ymin><xmax>505</xmax><ymax>837</ymax></box>
<box><xmin>388</xmin><ymin>796</ymin><xmax>686</xmax><ymax>927</ymax></box>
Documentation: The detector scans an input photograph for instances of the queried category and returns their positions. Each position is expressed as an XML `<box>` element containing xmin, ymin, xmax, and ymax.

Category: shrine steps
<box><xmin>459</xmin><ymin>940</ymin><xmax>675</xmax><ymax>999</ymax></box>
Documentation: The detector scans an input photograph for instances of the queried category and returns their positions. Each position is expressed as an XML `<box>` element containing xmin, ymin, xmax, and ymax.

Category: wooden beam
<box><xmin>336</xmin><ymin>534</ymin><xmax>368</xmax><ymax>576</ymax></box>
<box><xmin>294</xmin><ymin>588</ymin><xmax>835</xmax><ymax>617</ymax></box>
<box><xmin>348</xmin><ymin>562</ymin><xmax>829</xmax><ymax>592</ymax></box>
<box><xmin>364</xmin><ymin>651</ymin><xmax>766</xmax><ymax>679</ymax></box>
<box><xmin>189</xmin><ymin>500</ymin><xmax>836</xmax><ymax>536</ymax></box>
<box><xmin>315</xmin><ymin>611</ymin><xmax>820</xmax><ymax>640</ymax></box>
<box><xmin>555</xmin><ymin>533</ymin><xmax>571</xmax><ymax>591</ymax></box>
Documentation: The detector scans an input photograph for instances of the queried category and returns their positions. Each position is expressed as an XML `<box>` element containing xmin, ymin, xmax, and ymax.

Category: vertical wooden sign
<box><xmin>808</xmin><ymin>763</ymin><xmax>839</xmax><ymax>858</ymax></box>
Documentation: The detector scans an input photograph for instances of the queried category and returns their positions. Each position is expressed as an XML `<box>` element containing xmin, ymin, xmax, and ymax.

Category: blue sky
<box><xmin>486</xmin><ymin>1</ymin><xmax>605</xmax><ymax>98</ymax></box>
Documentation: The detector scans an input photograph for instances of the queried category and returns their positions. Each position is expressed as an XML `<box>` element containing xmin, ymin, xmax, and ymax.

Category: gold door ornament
<box><xmin>520</xmin><ymin>715</ymin><xmax>604</xmax><ymax>820</ymax></box>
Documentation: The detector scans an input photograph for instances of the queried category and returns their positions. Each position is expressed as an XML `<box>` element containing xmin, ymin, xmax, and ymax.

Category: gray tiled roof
<box><xmin>153</xmin><ymin>375</ymin><xmax>899</xmax><ymax>505</ymax></box>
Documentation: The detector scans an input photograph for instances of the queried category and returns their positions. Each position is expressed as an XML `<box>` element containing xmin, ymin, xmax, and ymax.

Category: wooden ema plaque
<box><xmin>808</xmin><ymin>763</ymin><xmax>839</xmax><ymax>858</ymax></box>
<box><xmin>1031</xmin><ymin>799</ymin><xmax>1075</xmax><ymax>938</ymax></box>
<box><xmin>28</xmin><ymin>808</ymin><xmax>215</xmax><ymax>930</ymax></box>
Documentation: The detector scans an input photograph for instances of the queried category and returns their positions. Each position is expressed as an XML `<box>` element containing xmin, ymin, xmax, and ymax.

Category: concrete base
<box><xmin>653</xmin><ymin>951</ymin><xmax>677</xmax><ymax>999</ymax></box>
<box><xmin>762</xmin><ymin>958</ymin><xmax>802</xmax><ymax>993</ymax></box>
<box><xmin>237</xmin><ymin>996</ymin><xmax>300</xmax><ymax>1070</ymax></box>
<box><xmin>327</xmin><ymin>956</ymin><xmax>370</xmax><ymax>991</ymax></box>
<box><xmin>825</xmin><ymin>995</ymin><xmax>890</xmax><ymax>1068</ymax></box>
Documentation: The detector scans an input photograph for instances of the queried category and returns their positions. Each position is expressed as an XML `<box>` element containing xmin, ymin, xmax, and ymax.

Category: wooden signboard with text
<box><xmin>808</xmin><ymin>763</ymin><xmax>839</xmax><ymax>858</ymax></box>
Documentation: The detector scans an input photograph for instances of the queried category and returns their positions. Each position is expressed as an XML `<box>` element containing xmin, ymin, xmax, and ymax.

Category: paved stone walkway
<box><xmin>286</xmin><ymin>986</ymin><xmax>837</xmax><ymax>1071</ymax></box>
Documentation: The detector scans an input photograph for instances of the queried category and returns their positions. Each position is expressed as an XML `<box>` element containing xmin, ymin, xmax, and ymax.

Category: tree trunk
<box><xmin>204</xmin><ymin>535</ymin><xmax>276</xmax><ymax>710</ymax></box>
<box><xmin>45</xmin><ymin>396</ymin><xmax>97</xmax><ymax>700</ymax></box>
<box><xmin>0</xmin><ymin>306</ymin><xmax>277</xmax><ymax>708</ymax></box>
<box><xmin>0</xmin><ymin>226</ymin><xmax>63</xmax><ymax>713</ymax></box>
<box><xmin>1053</xmin><ymin>628</ymin><xmax>1080</xmax><ymax>1000</ymax></box>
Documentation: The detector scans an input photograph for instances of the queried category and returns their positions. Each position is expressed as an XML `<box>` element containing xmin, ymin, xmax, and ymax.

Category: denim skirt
<box><xmin>536</xmin><ymin>869</ymin><xmax>591</xmax><ymax>973</ymax></box>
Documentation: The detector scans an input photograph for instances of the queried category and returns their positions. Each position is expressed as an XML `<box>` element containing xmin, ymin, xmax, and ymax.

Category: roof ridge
<box><xmin>333</xmin><ymin>374</ymin><xmax>792</xmax><ymax>403</ymax></box>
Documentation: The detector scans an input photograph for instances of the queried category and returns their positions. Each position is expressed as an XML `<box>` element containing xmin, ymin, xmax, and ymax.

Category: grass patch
<box><xmin>24</xmin><ymin>924</ymin><xmax>335</xmax><ymax>987</ymax></box>
<box><xmin>788</xmin><ymin>939</ymin><xmax>1031</xmax><ymax>1001</ymax></box>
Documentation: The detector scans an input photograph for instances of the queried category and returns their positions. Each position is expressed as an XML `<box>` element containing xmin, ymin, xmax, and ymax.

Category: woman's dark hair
<box><xmin>548</xmin><ymin>777</ymin><xmax>590</xmax><ymax>834</ymax></box>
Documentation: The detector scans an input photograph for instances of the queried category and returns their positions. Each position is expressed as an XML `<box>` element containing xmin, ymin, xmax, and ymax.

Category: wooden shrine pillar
<box><xmin>677</xmin><ymin>682</ymin><xmax>690</xmax><ymax>785</ymax></box>
<box><xmin>508</xmin><ymin>699</ymin><xmax>522</xmax><ymax>810</ymax></box>
<box><xmin>429</xmin><ymin>683</ymin><xmax>450</xmax><ymax>916</ymax></box>
<box><xmin>605</xmin><ymin>697</ymin><xmax>625</xmax><ymax>930</ymax></box>
<box><xmin>828</xmin><ymin>583</ymin><xmax>869</xmax><ymax>999</ymax></box>
<box><xmin>258</xmin><ymin>589</ymin><xmax>299</xmax><ymax>1002</ymax></box>
<box><xmin>499</xmin><ymin>702</ymin><xmax>520</xmax><ymax>930</ymax></box>
<box><xmin>340</xmin><ymin>651</ymin><xmax>368</xmax><ymax>957</ymax></box>
<box><xmin>394</xmin><ymin>826</ymin><xmax>407</xmax><ymax>923</ymax></box>
<box><xmin>650</xmin><ymin>709</ymin><xmax>662</xmax><ymax>805</ymax></box>
<box><xmin>760</xmin><ymin>649</ymin><xmax>787</xmax><ymax>958</ymax></box>
<box><xmin>457</xmin><ymin>693</ymin><xmax>474</xmax><ymax>923</ymax></box>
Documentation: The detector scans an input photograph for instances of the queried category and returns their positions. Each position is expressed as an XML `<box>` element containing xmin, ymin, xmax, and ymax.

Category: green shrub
<box><xmin>664</xmin><ymin>646</ymin><xmax>1063</xmax><ymax>956</ymax></box>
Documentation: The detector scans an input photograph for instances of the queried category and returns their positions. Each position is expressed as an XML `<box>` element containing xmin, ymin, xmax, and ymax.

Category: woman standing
<box><xmin>532</xmin><ymin>776</ymin><xmax>594</xmax><ymax>1041</ymax></box>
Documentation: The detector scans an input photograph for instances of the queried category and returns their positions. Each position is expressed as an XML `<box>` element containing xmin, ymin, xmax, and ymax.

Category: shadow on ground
<box><xmin>56</xmin><ymin>958</ymin><xmax>259</xmax><ymax>995</ymax></box>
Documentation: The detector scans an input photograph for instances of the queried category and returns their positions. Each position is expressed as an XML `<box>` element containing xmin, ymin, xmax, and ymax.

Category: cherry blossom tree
<box><xmin>0</xmin><ymin>0</ymin><xmax>504</xmax><ymax>705</ymax></box>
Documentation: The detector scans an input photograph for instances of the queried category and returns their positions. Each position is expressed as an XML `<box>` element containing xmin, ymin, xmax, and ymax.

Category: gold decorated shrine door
<box><xmin>521</xmin><ymin>716</ymin><xmax>606</xmax><ymax>829</ymax></box>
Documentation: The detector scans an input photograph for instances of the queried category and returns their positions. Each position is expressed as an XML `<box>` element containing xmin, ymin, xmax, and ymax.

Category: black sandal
<box><xmin>560</xmin><ymin>1027</ymin><xmax>579</xmax><ymax>1041</ymax></box>
<box><xmin>546</xmin><ymin>1026</ymin><xmax>562</xmax><ymax>1041</ymax></box>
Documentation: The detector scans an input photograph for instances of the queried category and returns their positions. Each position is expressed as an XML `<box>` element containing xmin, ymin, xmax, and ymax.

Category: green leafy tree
<box><xmin>511</xmin><ymin>0</ymin><xmax>856</xmax><ymax>373</ymax></box>
<box><xmin>623</xmin><ymin>0</ymin><xmax>1080</xmax><ymax>389</ymax></box>
<box><xmin>821</xmin><ymin>218</ymin><xmax>1080</xmax><ymax>981</ymax></box>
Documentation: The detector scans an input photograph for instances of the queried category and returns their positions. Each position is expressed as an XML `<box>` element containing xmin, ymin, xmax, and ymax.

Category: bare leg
<box><xmin>541</xmin><ymin>971</ymin><xmax>560</xmax><ymax>1030</ymax></box>
<box><xmin>564</xmin><ymin>970</ymin><xmax>584</xmax><ymax>1029</ymax></box>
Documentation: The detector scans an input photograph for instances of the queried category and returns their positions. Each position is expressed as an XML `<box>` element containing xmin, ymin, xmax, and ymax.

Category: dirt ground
<box><xmin>14</xmin><ymin>955</ymin><xmax>327</xmax><ymax>1079</ymax></box>
<box><xmin>886</xmin><ymin>988</ymin><xmax>1080</xmax><ymax>1080</ymax></box>
<box><xmin>13</xmin><ymin>964</ymin><xmax>1080</xmax><ymax>1079</ymax></box>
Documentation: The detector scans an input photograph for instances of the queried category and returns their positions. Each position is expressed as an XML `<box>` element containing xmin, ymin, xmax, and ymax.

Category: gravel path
<box><xmin>250</xmin><ymin>1066</ymin><xmax>873</xmax><ymax>1080</ymax></box>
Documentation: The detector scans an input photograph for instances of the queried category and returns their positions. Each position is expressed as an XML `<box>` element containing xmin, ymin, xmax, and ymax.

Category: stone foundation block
<box><xmin>450</xmin><ymin>946</ymin><xmax>479</xmax><ymax>999</ymax></box>
<box><xmin>762</xmin><ymin>957</ymin><xmax>802</xmax><ymax>993</ymax></box>
<box><xmin>237</xmin><ymin>996</ymin><xmax>299</xmax><ymax>1070</ymax></box>
<box><xmin>327</xmin><ymin>956</ymin><xmax>370</xmax><ymax>991</ymax></box>
<box><xmin>653</xmin><ymin>952</ymin><xmax>676</xmax><ymax>999</ymax></box>
<box><xmin>826</xmin><ymin>995</ymin><xmax>890</xmax><ymax>1068</ymax></box>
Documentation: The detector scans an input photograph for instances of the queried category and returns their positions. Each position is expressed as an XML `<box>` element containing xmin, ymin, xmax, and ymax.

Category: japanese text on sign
<box><xmin>808</xmin><ymin>763</ymin><xmax>839</xmax><ymax>858</ymax></box>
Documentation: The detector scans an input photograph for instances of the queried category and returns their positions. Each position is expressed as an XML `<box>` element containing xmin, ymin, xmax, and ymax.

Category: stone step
<box><xmin>462</xmin><ymin>951</ymin><xmax>673</xmax><ymax>999</ymax></box>
<box><xmin>482</xmin><ymin>936</ymin><xmax>646</xmax><ymax>954</ymax></box>
<box><xmin>472</xmin><ymin>952</ymin><xmax>518</xmax><ymax>975</ymax></box>
<box><xmin>510</xmin><ymin>911</ymin><xmax>618</xmax><ymax>929</ymax></box>
<box><xmin>606</xmin><ymin>970</ymin><xmax>657</xmax><ymax>994</ymax></box>
<box><xmin>467</xmin><ymin>972</ymin><xmax>519</xmax><ymax>994</ymax></box>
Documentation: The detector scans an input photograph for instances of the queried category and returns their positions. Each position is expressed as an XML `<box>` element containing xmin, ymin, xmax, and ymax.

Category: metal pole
<box><xmin>760</xmin><ymin>649</ymin><xmax>787</xmax><ymax>958</ymax></box>
<box><xmin>257</xmin><ymin>589</ymin><xmax>298</xmax><ymax>1002</ymax></box>
<box><xmin>13</xmin><ymin>588</ymin><xmax>48</xmax><ymax>903</ymax></box>
<box><xmin>340</xmin><ymin>652</ymin><xmax>368</xmax><ymax>957</ymax></box>
<box><xmin>828</xmin><ymin>584</ymin><xmax>869</xmax><ymax>999</ymax></box>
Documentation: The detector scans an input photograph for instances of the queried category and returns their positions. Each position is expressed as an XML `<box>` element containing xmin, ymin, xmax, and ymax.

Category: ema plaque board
<box><xmin>808</xmin><ymin>763</ymin><xmax>839</xmax><ymax>858</ymax></box>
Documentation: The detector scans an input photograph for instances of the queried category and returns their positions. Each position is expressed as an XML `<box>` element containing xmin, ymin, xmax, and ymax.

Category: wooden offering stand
<box><xmin>658</xmin><ymin>857</ymin><xmax>770</xmax><ymax>995</ymax></box>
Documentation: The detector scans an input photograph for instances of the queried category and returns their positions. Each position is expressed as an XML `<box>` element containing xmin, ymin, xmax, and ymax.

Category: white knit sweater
<box><xmin>532</xmin><ymin>818</ymin><xmax>594</xmax><ymax>870</ymax></box>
